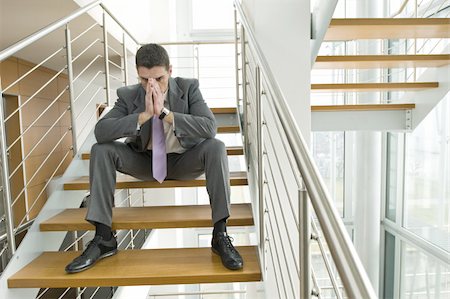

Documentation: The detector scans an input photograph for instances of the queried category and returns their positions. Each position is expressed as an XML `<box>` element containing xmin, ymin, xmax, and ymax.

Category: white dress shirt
<box><xmin>145</xmin><ymin>91</ymin><xmax>186</xmax><ymax>154</ymax></box>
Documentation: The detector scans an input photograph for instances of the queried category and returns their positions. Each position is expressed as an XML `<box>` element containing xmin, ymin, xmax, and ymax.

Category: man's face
<box><xmin>137</xmin><ymin>65</ymin><xmax>172</xmax><ymax>93</ymax></box>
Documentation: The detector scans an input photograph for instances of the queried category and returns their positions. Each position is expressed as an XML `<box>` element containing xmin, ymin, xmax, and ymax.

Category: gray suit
<box><xmin>86</xmin><ymin>77</ymin><xmax>231</xmax><ymax>227</ymax></box>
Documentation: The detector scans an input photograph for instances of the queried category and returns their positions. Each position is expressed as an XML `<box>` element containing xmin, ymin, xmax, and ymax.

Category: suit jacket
<box><xmin>94</xmin><ymin>77</ymin><xmax>217</xmax><ymax>151</ymax></box>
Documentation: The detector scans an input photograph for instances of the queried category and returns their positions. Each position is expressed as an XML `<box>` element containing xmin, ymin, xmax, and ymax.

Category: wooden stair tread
<box><xmin>218</xmin><ymin>125</ymin><xmax>240</xmax><ymax>133</ymax></box>
<box><xmin>325</xmin><ymin>18</ymin><xmax>450</xmax><ymax>40</ymax></box>
<box><xmin>64</xmin><ymin>171</ymin><xmax>248</xmax><ymax>190</ymax></box>
<box><xmin>81</xmin><ymin>146</ymin><xmax>244</xmax><ymax>160</ymax></box>
<box><xmin>210</xmin><ymin>107</ymin><xmax>237</xmax><ymax>114</ymax></box>
<box><xmin>41</xmin><ymin>204</ymin><xmax>254</xmax><ymax>231</ymax></box>
<box><xmin>314</xmin><ymin>54</ymin><xmax>450</xmax><ymax>69</ymax></box>
<box><xmin>8</xmin><ymin>246</ymin><xmax>261</xmax><ymax>288</ymax></box>
<box><xmin>311</xmin><ymin>82</ymin><xmax>438</xmax><ymax>92</ymax></box>
<box><xmin>311</xmin><ymin>103</ymin><xmax>415</xmax><ymax>111</ymax></box>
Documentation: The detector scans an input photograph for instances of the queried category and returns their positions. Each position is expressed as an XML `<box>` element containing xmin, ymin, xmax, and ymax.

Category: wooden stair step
<box><xmin>314</xmin><ymin>54</ymin><xmax>450</xmax><ymax>69</ymax></box>
<box><xmin>8</xmin><ymin>246</ymin><xmax>261</xmax><ymax>288</ymax></box>
<box><xmin>311</xmin><ymin>103</ymin><xmax>415</xmax><ymax>111</ymax></box>
<box><xmin>218</xmin><ymin>125</ymin><xmax>240</xmax><ymax>133</ymax></box>
<box><xmin>211</xmin><ymin>107</ymin><xmax>237</xmax><ymax>114</ymax></box>
<box><xmin>64</xmin><ymin>171</ymin><xmax>248</xmax><ymax>190</ymax></box>
<box><xmin>81</xmin><ymin>146</ymin><xmax>244</xmax><ymax>160</ymax></box>
<box><xmin>311</xmin><ymin>82</ymin><xmax>438</xmax><ymax>92</ymax></box>
<box><xmin>41</xmin><ymin>203</ymin><xmax>254</xmax><ymax>231</ymax></box>
<box><xmin>325</xmin><ymin>18</ymin><xmax>450</xmax><ymax>40</ymax></box>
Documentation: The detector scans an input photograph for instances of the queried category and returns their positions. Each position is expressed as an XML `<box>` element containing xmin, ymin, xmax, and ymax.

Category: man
<box><xmin>65</xmin><ymin>44</ymin><xmax>243</xmax><ymax>273</ymax></box>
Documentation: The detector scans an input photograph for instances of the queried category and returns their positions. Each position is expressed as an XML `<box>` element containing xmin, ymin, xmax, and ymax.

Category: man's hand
<box><xmin>151</xmin><ymin>78</ymin><xmax>164</xmax><ymax>116</ymax></box>
<box><xmin>138</xmin><ymin>79</ymin><xmax>155</xmax><ymax>125</ymax></box>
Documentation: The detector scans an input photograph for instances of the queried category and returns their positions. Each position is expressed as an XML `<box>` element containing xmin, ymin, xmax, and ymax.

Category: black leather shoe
<box><xmin>211</xmin><ymin>232</ymin><xmax>243</xmax><ymax>270</ymax></box>
<box><xmin>65</xmin><ymin>235</ymin><xmax>117</xmax><ymax>274</ymax></box>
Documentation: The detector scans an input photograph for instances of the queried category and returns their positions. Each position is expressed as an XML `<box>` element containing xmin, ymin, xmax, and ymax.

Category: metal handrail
<box><xmin>99</xmin><ymin>3</ymin><xmax>140</xmax><ymax>45</ymax></box>
<box><xmin>158</xmin><ymin>40</ymin><xmax>234</xmax><ymax>46</ymax></box>
<box><xmin>0</xmin><ymin>0</ymin><xmax>132</xmax><ymax>261</ymax></box>
<box><xmin>0</xmin><ymin>0</ymin><xmax>102</xmax><ymax>62</ymax></box>
<box><xmin>0</xmin><ymin>0</ymin><xmax>140</xmax><ymax>62</ymax></box>
<box><xmin>234</xmin><ymin>1</ymin><xmax>377</xmax><ymax>298</ymax></box>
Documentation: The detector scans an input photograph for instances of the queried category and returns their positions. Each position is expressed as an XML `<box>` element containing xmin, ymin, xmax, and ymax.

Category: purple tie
<box><xmin>152</xmin><ymin>117</ymin><xmax>167</xmax><ymax>183</ymax></box>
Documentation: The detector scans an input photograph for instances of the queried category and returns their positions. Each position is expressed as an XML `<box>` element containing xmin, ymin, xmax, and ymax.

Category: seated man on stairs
<box><xmin>65</xmin><ymin>43</ymin><xmax>243</xmax><ymax>273</ymax></box>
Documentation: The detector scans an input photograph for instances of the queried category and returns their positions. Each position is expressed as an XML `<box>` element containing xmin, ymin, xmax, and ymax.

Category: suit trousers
<box><xmin>85</xmin><ymin>138</ymin><xmax>231</xmax><ymax>227</ymax></box>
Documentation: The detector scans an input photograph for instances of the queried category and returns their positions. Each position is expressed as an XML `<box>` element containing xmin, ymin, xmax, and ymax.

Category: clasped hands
<box><xmin>139</xmin><ymin>78</ymin><xmax>164</xmax><ymax>124</ymax></box>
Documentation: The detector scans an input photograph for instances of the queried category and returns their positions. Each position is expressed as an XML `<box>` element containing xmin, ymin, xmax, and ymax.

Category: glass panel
<box><xmin>192</xmin><ymin>0</ymin><xmax>234</xmax><ymax>30</ymax></box>
<box><xmin>400</xmin><ymin>242</ymin><xmax>450</xmax><ymax>299</ymax></box>
<box><xmin>384</xmin><ymin>232</ymin><xmax>396</xmax><ymax>299</ymax></box>
<box><xmin>404</xmin><ymin>95</ymin><xmax>450</xmax><ymax>252</ymax></box>
<box><xmin>312</xmin><ymin>132</ymin><xmax>345</xmax><ymax>216</ymax></box>
<box><xmin>386</xmin><ymin>132</ymin><xmax>402</xmax><ymax>222</ymax></box>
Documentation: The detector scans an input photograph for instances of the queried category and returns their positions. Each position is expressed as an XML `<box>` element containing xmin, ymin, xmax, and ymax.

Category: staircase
<box><xmin>312</xmin><ymin>17</ymin><xmax>450</xmax><ymax>131</ymax></box>
<box><xmin>5</xmin><ymin>106</ymin><xmax>262</xmax><ymax>292</ymax></box>
<box><xmin>1</xmin><ymin>1</ymin><xmax>449</xmax><ymax>298</ymax></box>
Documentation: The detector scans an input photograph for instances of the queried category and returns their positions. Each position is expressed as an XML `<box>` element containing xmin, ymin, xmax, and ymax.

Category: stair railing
<box><xmin>234</xmin><ymin>1</ymin><xmax>377</xmax><ymax>298</ymax></box>
<box><xmin>0</xmin><ymin>0</ymin><xmax>138</xmax><ymax>270</ymax></box>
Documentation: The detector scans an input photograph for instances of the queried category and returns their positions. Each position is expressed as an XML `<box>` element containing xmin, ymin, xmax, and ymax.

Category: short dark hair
<box><xmin>135</xmin><ymin>44</ymin><xmax>170</xmax><ymax>70</ymax></box>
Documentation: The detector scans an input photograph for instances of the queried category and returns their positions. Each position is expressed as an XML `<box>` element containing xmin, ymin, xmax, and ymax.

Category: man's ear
<box><xmin>168</xmin><ymin>65</ymin><xmax>173</xmax><ymax>76</ymax></box>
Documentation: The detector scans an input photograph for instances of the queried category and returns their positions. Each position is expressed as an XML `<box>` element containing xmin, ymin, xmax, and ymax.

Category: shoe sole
<box><xmin>211</xmin><ymin>247</ymin><xmax>243</xmax><ymax>270</ymax></box>
<box><xmin>65</xmin><ymin>249</ymin><xmax>118</xmax><ymax>274</ymax></box>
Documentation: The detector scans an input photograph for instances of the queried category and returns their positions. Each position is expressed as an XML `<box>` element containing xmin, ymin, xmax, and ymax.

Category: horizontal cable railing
<box><xmin>0</xmin><ymin>0</ymin><xmax>139</xmax><ymax>273</ymax></box>
<box><xmin>234</xmin><ymin>1</ymin><xmax>377</xmax><ymax>298</ymax></box>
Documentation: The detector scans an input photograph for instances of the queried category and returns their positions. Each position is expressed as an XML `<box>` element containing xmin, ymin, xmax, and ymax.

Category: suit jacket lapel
<box><xmin>168</xmin><ymin>77</ymin><xmax>185</xmax><ymax>113</ymax></box>
<box><xmin>132</xmin><ymin>85</ymin><xmax>146</xmax><ymax>114</ymax></box>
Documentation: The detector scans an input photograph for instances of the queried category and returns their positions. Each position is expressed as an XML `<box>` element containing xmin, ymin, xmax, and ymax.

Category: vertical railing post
<box><xmin>194</xmin><ymin>45</ymin><xmax>200</xmax><ymax>80</ymax></box>
<box><xmin>0</xmin><ymin>88</ymin><xmax>16</xmax><ymax>258</ymax></box>
<box><xmin>234</xmin><ymin>7</ymin><xmax>240</xmax><ymax>113</ymax></box>
<box><xmin>127</xmin><ymin>189</ymin><xmax>135</xmax><ymax>249</ymax></box>
<box><xmin>241</xmin><ymin>26</ymin><xmax>249</xmax><ymax>167</ymax></box>
<box><xmin>103</xmin><ymin>10</ymin><xmax>111</xmax><ymax>106</ymax></box>
<box><xmin>300</xmin><ymin>186</ymin><xmax>311</xmax><ymax>298</ymax></box>
<box><xmin>256</xmin><ymin>65</ymin><xmax>265</xmax><ymax>273</ymax></box>
<box><xmin>73</xmin><ymin>231</ymin><xmax>81</xmax><ymax>297</ymax></box>
<box><xmin>122</xmin><ymin>33</ymin><xmax>129</xmax><ymax>86</ymax></box>
<box><xmin>65</xmin><ymin>25</ymin><xmax>78</xmax><ymax>156</ymax></box>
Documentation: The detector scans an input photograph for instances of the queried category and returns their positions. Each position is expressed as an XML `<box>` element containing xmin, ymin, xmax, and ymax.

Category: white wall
<box><xmin>242</xmin><ymin>0</ymin><xmax>311</xmax><ymax>144</ymax></box>
<box><xmin>74</xmin><ymin>0</ymin><xmax>152</xmax><ymax>44</ymax></box>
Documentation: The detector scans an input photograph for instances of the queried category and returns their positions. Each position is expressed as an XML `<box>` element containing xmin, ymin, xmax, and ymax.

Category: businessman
<box><xmin>65</xmin><ymin>43</ymin><xmax>243</xmax><ymax>273</ymax></box>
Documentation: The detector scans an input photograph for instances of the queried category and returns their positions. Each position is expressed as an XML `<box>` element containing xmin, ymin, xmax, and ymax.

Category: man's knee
<box><xmin>204</xmin><ymin>139</ymin><xmax>226</xmax><ymax>157</ymax></box>
<box><xmin>91</xmin><ymin>142</ymin><xmax>117</xmax><ymax>158</ymax></box>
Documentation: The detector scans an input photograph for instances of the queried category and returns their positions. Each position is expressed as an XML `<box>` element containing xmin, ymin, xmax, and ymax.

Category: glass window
<box><xmin>312</xmin><ymin>132</ymin><xmax>345</xmax><ymax>216</ymax></box>
<box><xmin>404</xmin><ymin>95</ymin><xmax>450</xmax><ymax>252</ymax></box>
<box><xmin>386</xmin><ymin>132</ymin><xmax>404</xmax><ymax>222</ymax></box>
<box><xmin>400</xmin><ymin>242</ymin><xmax>450</xmax><ymax>299</ymax></box>
<box><xmin>384</xmin><ymin>232</ymin><xmax>396</xmax><ymax>299</ymax></box>
<box><xmin>192</xmin><ymin>0</ymin><xmax>234</xmax><ymax>30</ymax></box>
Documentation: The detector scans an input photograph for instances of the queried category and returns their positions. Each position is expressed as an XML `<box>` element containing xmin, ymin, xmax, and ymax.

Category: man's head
<box><xmin>136</xmin><ymin>43</ymin><xmax>172</xmax><ymax>93</ymax></box>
